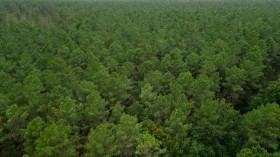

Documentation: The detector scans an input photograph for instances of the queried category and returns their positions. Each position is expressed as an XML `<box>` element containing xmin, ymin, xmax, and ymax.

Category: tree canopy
<box><xmin>0</xmin><ymin>0</ymin><xmax>280</xmax><ymax>156</ymax></box>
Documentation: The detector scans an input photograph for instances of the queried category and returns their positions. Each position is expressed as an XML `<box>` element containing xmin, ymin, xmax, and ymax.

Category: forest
<box><xmin>0</xmin><ymin>0</ymin><xmax>280</xmax><ymax>156</ymax></box>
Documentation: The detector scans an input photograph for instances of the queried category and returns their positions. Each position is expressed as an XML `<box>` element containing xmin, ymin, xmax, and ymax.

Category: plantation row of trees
<box><xmin>0</xmin><ymin>0</ymin><xmax>280</xmax><ymax>156</ymax></box>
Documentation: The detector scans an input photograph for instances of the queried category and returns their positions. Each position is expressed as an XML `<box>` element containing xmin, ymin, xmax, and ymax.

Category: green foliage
<box><xmin>135</xmin><ymin>132</ymin><xmax>166</xmax><ymax>157</ymax></box>
<box><xmin>23</xmin><ymin>117</ymin><xmax>46</xmax><ymax>156</ymax></box>
<box><xmin>165</xmin><ymin>108</ymin><xmax>193</xmax><ymax>156</ymax></box>
<box><xmin>109</xmin><ymin>103</ymin><xmax>124</xmax><ymax>124</ymax></box>
<box><xmin>224</xmin><ymin>66</ymin><xmax>247</xmax><ymax>93</ymax></box>
<box><xmin>5</xmin><ymin>104</ymin><xmax>28</xmax><ymax>138</ymax></box>
<box><xmin>85</xmin><ymin>123</ymin><xmax>119</xmax><ymax>157</ymax></box>
<box><xmin>115</xmin><ymin>114</ymin><xmax>141</xmax><ymax>157</ymax></box>
<box><xmin>35</xmin><ymin>122</ymin><xmax>77</xmax><ymax>157</ymax></box>
<box><xmin>23</xmin><ymin>69</ymin><xmax>44</xmax><ymax>106</ymax></box>
<box><xmin>24</xmin><ymin>118</ymin><xmax>77</xmax><ymax>157</ymax></box>
<box><xmin>140</xmin><ymin>83</ymin><xmax>157</xmax><ymax>105</ymax></box>
<box><xmin>242</xmin><ymin>103</ymin><xmax>280</xmax><ymax>151</ymax></box>
<box><xmin>191</xmin><ymin>99</ymin><xmax>240</xmax><ymax>156</ymax></box>
<box><xmin>93</xmin><ymin>68</ymin><xmax>131</xmax><ymax>104</ymax></box>
<box><xmin>236</xmin><ymin>146</ymin><xmax>269</xmax><ymax>157</ymax></box>
<box><xmin>1</xmin><ymin>0</ymin><xmax>280</xmax><ymax>156</ymax></box>
<box><xmin>82</xmin><ymin>90</ymin><xmax>109</xmax><ymax>127</ymax></box>
<box><xmin>250</xmin><ymin>78</ymin><xmax>280</xmax><ymax>109</ymax></box>
<box><xmin>177</xmin><ymin>72</ymin><xmax>215</xmax><ymax>103</ymax></box>
<box><xmin>53</xmin><ymin>97</ymin><xmax>81</xmax><ymax>126</ymax></box>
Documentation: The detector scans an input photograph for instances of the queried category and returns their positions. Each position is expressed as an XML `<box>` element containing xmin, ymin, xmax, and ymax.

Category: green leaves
<box><xmin>250</xmin><ymin>78</ymin><xmax>280</xmax><ymax>109</ymax></box>
<box><xmin>5</xmin><ymin>104</ymin><xmax>28</xmax><ymax>137</ymax></box>
<box><xmin>165</xmin><ymin>108</ymin><xmax>192</xmax><ymax>156</ymax></box>
<box><xmin>85</xmin><ymin>123</ymin><xmax>118</xmax><ymax>157</ymax></box>
<box><xmin>1</xmin><ymin>1</ymin><xmax>280</xmax><ymax>156</ymax></box>
<box><xmin>224</xmin><ymin>66</ymin><xmax>247</xmax><ymax>93</ymax></box>
<box><xmin>93</xmin><ymin>68</ymin><xmax>131</xmax><ymax>104</ymax></box>
<box><xmin>115</xmin><ymin>114</ymin><xmax>141</xmax><ymax>157</ymax></box>
<box><xmin>82</xmin><ymin>90</ymin><xmax>109</xmax><ymax>127</ymax></box>
<box><xmin>242</xmin><ymin>103</ymin><xmax>280</xmax><ymax>151</ymax></box>
<box><xmin>23</xmin><ymin>70</ymin><xmax>44</xmax><ymax>106</ymax></box>
<box><xmin>35</xmin><ymin>123</ymin><xmax>77</xmax><ymax>157</ymax></box>
<box><xmin>177</xmin><ymin>72</ymin><xmax>215</xmax><ymax>102</ymax></box>
<box><xmin>236</xmin><ymin>146</ymin><xmax>269</xmax><ymax>157</ymax></box>
<box><xmin>23</xmin><ymin>118</ymin><xmax>77</xmax><ymax>157</ymax></box>
<box><xmin>191</xmin><ymin>99</ymin><xmax>240</xmax><ymax>156</ymax></box>
<box><xmin>23</xmin><ymin>117</ymin><xmax>45</xmax><ymax>156</ymax></box>
<box><xmin>53</xmin><ymin>97</ymin><xmax>81</xmax><ymax>126</ymax></box>
<box><xmin>136</xmin><ymin>132</ymin><xmax>166</xmax><ymax>157</ymax></box>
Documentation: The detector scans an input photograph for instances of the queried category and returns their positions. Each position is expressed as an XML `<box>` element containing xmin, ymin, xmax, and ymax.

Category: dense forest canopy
<box><xmin>0</xmin><ymin>0</ymin><xmax>280</xmax><ymax>156</ymax></box>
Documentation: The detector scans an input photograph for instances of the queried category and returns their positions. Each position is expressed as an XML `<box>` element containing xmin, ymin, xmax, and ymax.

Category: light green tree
<box><xmin>236</xmin><ymin>146</ymin><xmax>269</xmax><ymax>157</ymax></box>
<box><xmin>23</xmin><ymin>117</ymin><xmax>45</xmax><ymax>156</ymax></box>
<box><xmin>85</xmin><ymin>123</ymin><xmax>119</xmax><ymax>157</ymax></box>
<box><xmin>135</xmin><ymin>132</ymin><xmax>166</xmax><ymax>157</ymax></box>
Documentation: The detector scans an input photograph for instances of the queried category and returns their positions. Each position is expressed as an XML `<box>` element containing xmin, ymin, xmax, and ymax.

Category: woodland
<box><xmin>0</xmin><ymin>0</ymin><xmax>280</xmax><ymax>156</ymax></box>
